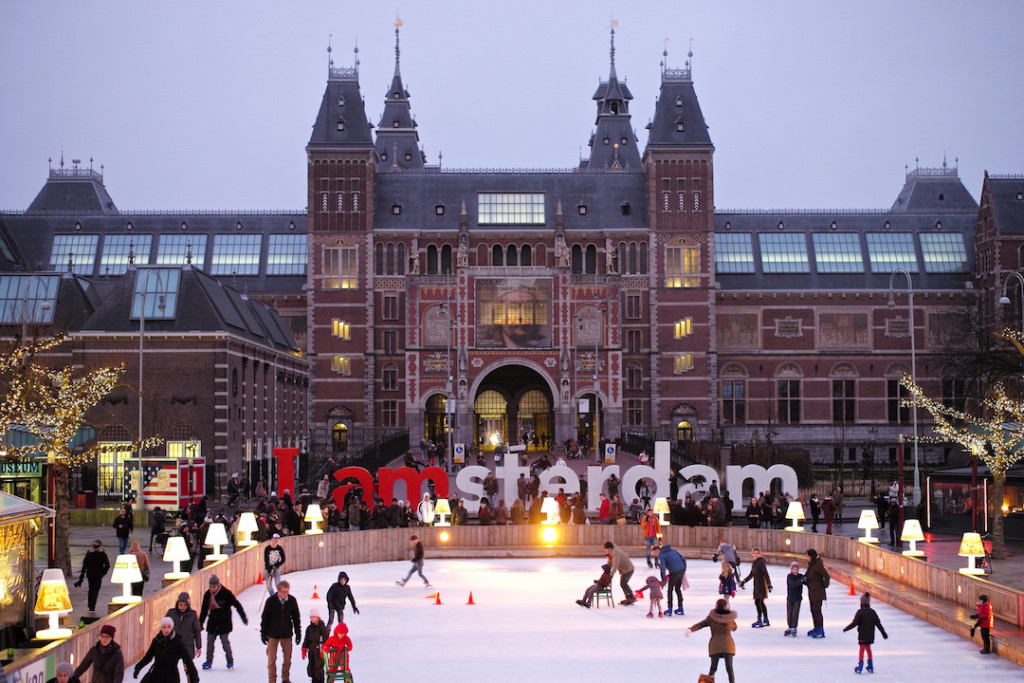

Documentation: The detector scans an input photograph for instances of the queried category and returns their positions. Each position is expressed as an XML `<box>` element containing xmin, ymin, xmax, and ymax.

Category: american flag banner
<box><xmin>123</xmin><ymin>459</ymin><xmax>205</xmax><ymax>508</ymax></box>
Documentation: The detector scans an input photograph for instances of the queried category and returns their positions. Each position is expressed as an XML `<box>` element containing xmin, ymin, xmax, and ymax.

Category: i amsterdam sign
<box><xmin>328</xmin><ymin>442</ymin><xmax>798</xmax><ymax>514</ymax></box>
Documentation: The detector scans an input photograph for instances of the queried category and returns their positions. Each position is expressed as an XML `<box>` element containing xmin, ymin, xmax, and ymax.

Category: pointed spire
<box><xmin>327</xmin><ymin>33</ymin><xmax>333</xmax><ymax>72</ymax></box>
<box><xmin>609</xmin><ymin>19</ymin><xmax>618</xmax><ymax>79</ymax></box>
<box><xmin>394</xmin><ymin>15</ymin><xmax>403</xmax><ymax>78</ymax></box>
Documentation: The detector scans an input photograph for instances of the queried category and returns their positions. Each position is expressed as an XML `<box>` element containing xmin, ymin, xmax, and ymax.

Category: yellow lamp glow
<box><xmin>857</xmin><ymin>509</ymin><xmax>880</xmax><ymax>544</ymax></box>
<box><xmin>304</xmin><ymin>503</ymin><xmax>324</xmax><ymax>535</ymax></box>
<box><xmin>110</xmin><ymin>554</ymin><xmax>143</xmax><ymax>605</ymax></box>
<box><xmin>541</xmin><ymin>526</ymin><xmax>558</xmax><ymax>545</ymax></box>
<box><xmin>236</xmin><ymin>512</ymin><xmax>259</xmax><ymax>546</ymax></box>
<box><xmin>439</xmin><ymin>530</ymin><xmax>450</xmax><ymax>542</ymax></box>
<box><xmin>785</xmin><ymin>501</ymin><xmax>805</xmax><ymax>532</ymax></box>
<box><xmin>433</xmin><ymin>498</ymin><xmax>452</xmax><ymax>526</ymax></box>
<box><xmin>900</xmin><ymin>519</ymin><xmax>926</xmax><ymax>557</ymax></box>
<box><xmin>652</xmin><ymin>497</ymin><xmax>670</xmax><ymax>526</ymax></box>
<box><xmin>957</xmin><ymin>532</ymin><xmax>986</xmax><ymax>575</ymax></box>
<box><xmin>163</xmin><ymin>535</ymin><xmax>191</xmax><ymax>580</ymax></box>
<box><xmin>35</xmin><ymin>568</ymin><xmax>72</xmax><ymax>639</ymax></box>
<box><xmin>540</xmin><ymin>497</ymin><xmax>560</xmax><ymax>524</ymax></box>
<box><xmin>204</xmin><ymin>522</ymin><xmax>230</xmax><ymax>559</ymax></box>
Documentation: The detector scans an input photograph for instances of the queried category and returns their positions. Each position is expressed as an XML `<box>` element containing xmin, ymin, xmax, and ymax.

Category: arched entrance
<box><xmin>473</xmin><ymin>365</ymin><xmax>555</xmax><ymax>448</ymax></box>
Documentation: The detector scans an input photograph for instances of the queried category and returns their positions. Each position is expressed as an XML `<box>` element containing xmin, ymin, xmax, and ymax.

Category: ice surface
<box><xmin>157</xmin><ymin>557</ymin><xmax>1021</xmax><ymax>682</ymax></box>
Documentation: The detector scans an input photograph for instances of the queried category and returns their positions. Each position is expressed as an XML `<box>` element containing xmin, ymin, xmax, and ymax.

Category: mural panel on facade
<box><xmin>475</xmin><ymin>278</ymin><xmax>553</xmax><ymax>349</ymax></box>
<box><xmin>717</xmin><ymin>312</ymin><xmax>759</xmax><ymax>350</ymax></box>
<box><xmin>817</xmin><ymin>312</ymin><xmax>869</xmax><ymax>349</ymax></box>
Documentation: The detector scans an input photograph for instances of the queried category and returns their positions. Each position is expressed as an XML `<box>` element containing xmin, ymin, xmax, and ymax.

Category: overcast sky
<box><xmin>1</xmin><ymin>1</ymin><xmax>1022</xmax><ymax>213</ymax></box>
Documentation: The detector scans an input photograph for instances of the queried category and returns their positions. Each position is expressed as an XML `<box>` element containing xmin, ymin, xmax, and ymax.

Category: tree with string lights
<box><xmin>901</xmin><ymin>330</ymin><xmax>1024</xmax><ymax>560</ymax></box>
<box><xmin>0</xmin><ymin>334</ymin><xmax>153</xmax><ymax>574</ymax></box>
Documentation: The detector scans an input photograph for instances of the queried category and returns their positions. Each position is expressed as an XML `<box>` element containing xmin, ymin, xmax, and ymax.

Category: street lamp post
<box><xmin>889</xmin><ymin>269</ymin><xmax>920</xmax><ymax>507</ymax></box>
<box><xmin>592</xmin><ymin>296</ymin><xmax>605</xmax><ymax>463</ymax></box>
<box><xmin>998</xmin><ymin>271</ymin><xmax>1024</xmax><ymax>334</ymax></box>
<box><xmin>136</xmin><ymin>270</ymin><xmax>166</xmax><ymax>510</ymax></box>
<box><xmin>574</xmin><ymin>313</ymin><xmax>583</xmax><ymax>442</ymax></box>
<box><xmin>441</xmin><ymin>297</ymin><xmax>456</xmax><ymax>472</ymax></box>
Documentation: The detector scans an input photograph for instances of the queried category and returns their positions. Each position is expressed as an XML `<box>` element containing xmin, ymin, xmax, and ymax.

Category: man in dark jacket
<box><xmin>112</xmin><ymin>508</ymin><xmax>132</xmax><ymax>555</ymax></box>
<box><xmin>804</xmin><ymin>548</ymin><xmax>831</xmax><ymax>638</ymax></box>
<box><xmin>149</xmin><ymin>506</ymin><xmax>167</xmax><ymax>552</ymax></box>
<box><xmin>199</xmin><ymin>574</ymin><xmax>247</xmax><ymax>670</ymax></box>
<box><xmin>264</xmin><ymin>534</ymin><xmax>286</xmax><ymax>594</ymax></box>
<box><xmin>165</xmin><ymin>591</ymin><xmax>202</xmax><ymax>659</ymax></box>
<box><xmin>325</xmin><ymin>571</ymin><xmax>359</xmax><ymax>629</ymax></box>
<box><xmin>73</xmin><ymin>624</ymin><xmax>124</xmax><ymax>683</ymax></box>
<box><xmin>261</xmin><ymin>579</ymin><xmax>302</xmax><ymax>683</ymax></box>
<box><xmin>654</xmin><ymin>544</ymin><xmax>687</xmax><ymax>616</ymax></box>
<box><xmin>74</xmin><ymin>539</ymin><xmax>110</xmax><ymax>612</ymax></box>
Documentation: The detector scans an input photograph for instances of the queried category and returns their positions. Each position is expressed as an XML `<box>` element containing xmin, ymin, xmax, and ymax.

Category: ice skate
<box><xmin>395</xmin><ymin>579</ymin><xmax>406</xmax><ymax>587</ymax></box>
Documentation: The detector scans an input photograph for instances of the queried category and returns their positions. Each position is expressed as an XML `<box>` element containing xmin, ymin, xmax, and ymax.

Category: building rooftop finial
<box><xmin>394</xmin><ymin>15</ymin><xmax>403</xmax><ymax>76</ymax></box>
<box><xmin>609</xmin><ymin>19</ymin><xmax>619</xmax><ymax>78</ymax></box>
<box><xmin>327</xmin><ymin>33</ymin><xmax>333</xmax><ymax>71</ymax></box>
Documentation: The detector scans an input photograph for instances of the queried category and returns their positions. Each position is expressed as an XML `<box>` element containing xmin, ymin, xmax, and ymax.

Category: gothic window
<box><xmin>520</xmin><ymin>244</ymin><xmax>532</xmax><ymax>266</ymax></box>
<box><xmin>440</xmin><ymin>245</ymin><xmax>452</xmax><ymax>273</ymax></box>
<box><xmin>585</xmin><ymin>245</ymin><xmax>597</xmax><ymax>274</ymax></box>
<box><xmin>665</xmin><ymin>238</ymin><xmax>699</xmax><ymax>288</ymax></box>
<box><xmin>427</xmin><ymin>245</ymin><xmax>438</xmax><ymax>274</ymax></box>
<box><xmin>323</xmin><ymin>241</ymin><xmax>357</xmax><ymax>289</ymax></box>
<box><xmin>492</xmin><ymin>244</ymin><xmax>504</xmax><ymax>266</ymax></box>
<box><xmin>571</xmin><ymin>245</ymin><xmax>583</xmax><ymax>274</ymax></box>
<box><xmin>506</xmin><ymin>245</ymin><xmax>518</xmax><ymax>266</ymax></box>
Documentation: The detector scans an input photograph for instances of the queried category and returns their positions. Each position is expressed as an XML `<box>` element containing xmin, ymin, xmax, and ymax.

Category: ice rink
<box><xmin>171</xmin><ymin>556</ymin><xmax>1021</xmax><ymax>682</ymax></box>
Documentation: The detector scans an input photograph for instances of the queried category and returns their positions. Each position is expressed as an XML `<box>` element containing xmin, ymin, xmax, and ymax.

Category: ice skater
<box><xmin>325</xmin><ymin>571</ymin><xmax>359</xmax><ymax>629</ymax></box>
<box><xmin>301</xmin><ymin>608</ymin><xmax>329</xmax><ymax>683</ymax></box>
<box><xmin>635</xmin><ymin>575</ymin><xmax>666</xmax><ymax>618</ymax></box>
<box><xmin>739</xmin><ymin>547</ymin><xmax>773</xmax><ymax>627</ymax></box>
<box><xmin>575</xmin><ymin>563</ymin><xmax>612</xmax><ymax>608</ymax></box>
<box><xmin>718</xmin><ymin>562</ymin><xmax>737</xmax><ymax>605</ymax></box>
<box><xmin>843</xmin><ymin>592</ymin><xmax>887</xmax><ymax>674</ymax></box>
<box><xmin>264</xmin><ymin>534</ymin><xmax>286</xmax><ymax>596</ymax></box>
<box><xmin>396</xmin><ymin>534</ymin><xmax>431</xmax><ymax>587</ymax></box>
<box><xmin>783</xmin><ymin>561</ymin><xmax>803</xmax><ymax>636</ymax></box>
<box><xmin>603</xmin><ymin>541</ymin><xmax>636</xmax><ymax>605</ymax></box>
<box><xmin>686</xmin><ymin>598</ymin><xmax>738</xmax><ymax>683</ymax></box>
<box><xmin>970</xmin><ymin>593</ymin><xmax>994</xmax><ymax>654</ymax></box>
<box><xmin>652</xmin><ymin>544</ymin><xmax>687</xmax><ymax>616</ymax></box>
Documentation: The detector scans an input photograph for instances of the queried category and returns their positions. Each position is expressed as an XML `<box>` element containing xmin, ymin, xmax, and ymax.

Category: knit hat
<box><xmin>56</xmin><ymin>663</ymin><xmax>75</xmax><ymax>677</ymax></box>
<box><xmin>309</xmin><ymin>608</ymin><xmax>321</xmax><ymax>618</ymax></box>
<box><xmin>100</xmin><ymin>624</ymin><xmax>116</xmax><ymax>637</ymax></box>
<box><xmin>790</xmin><ymin>561</ymin><xmax>800</xmax><ymax>569</ymax></box>
<box><xmin>177</xmin><ymin>592</ymin><xmax>190</xmax><ymax>606</ymax></box>
<box><xmin>92</xmin><ymin>539</ymin><xmax>102</xmax><ymax>548</ymax></box>
<box><xmin>601</xmin><ymin>564</ymin><xmax>611</xmax><ymax>573</ymax></box>
<box><xmin>161</xmin><ymin>616</ymin><xmax>175</xmax><ymax>629</ymax></box>
<box><xmin>860</xmin><ymin>592</ymin><xmax>871</xmax><ymax>607</ymax></box>
<box><xmin>209</xmin><ymin>575</ymin><xmax>220</xmax><ymax>586</ymax></box>
<box><xmin>806</xmin><ymin>548</ymin><xmax>818</xmax><ymax>559</ymax></box>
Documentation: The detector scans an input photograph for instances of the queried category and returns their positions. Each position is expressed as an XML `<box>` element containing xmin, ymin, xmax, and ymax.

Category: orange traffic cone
<box><xmin>257</xmin><ymin>572</ymin><xmax>264</xmax><ymax>585</ymax></box>
<box><xmin>435</xmin><ymin>593</ymin><xmax>442</xmax><ymax>605</ymax></box>
<box><xmin>312</xmin><ymin>585</ymin><xmax>319</xmax><ymax>599</ymax></box>
<box><xmin>849</xmin><ymin>581</ymin><xmax>856</xmax><ymax>596</ymax></box>
<box><xmin>426</xmin><ymin>592</ymin><xmax>439</xmax><ymax>600</ymax></box>
<box><xmin>467</xmin><ymin>592</ymin><xmax>475</xmax><ymax>605</ymax></box>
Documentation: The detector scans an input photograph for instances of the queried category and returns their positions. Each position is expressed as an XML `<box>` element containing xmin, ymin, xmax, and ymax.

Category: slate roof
<box><xmin>27</xmin><ymin>168</ymin><xmax>119</xmax><ymax>214</ymax></box>
<box><xmin>371</xmin><ymin>170</ymin><xmax>649</xmax><ymax>233</ymax></box>
<box><xmin>644</xmin><ymin>66</ymin><xmax>713</xmax><ymax>150</ymax></box>
<box><xmin>986</xmin><ymin>174</ymin><xmax>1024</xmax><ymax>235</ymax></box>
<box><xmin>890</xmin><ymin>167</ymin><xmax>978</xmax><ymax>212</ymax></box>
<box><xmin>307</xmin><ymin>65</ymin><xmax>374</xmax><ymax>150</ymax></box>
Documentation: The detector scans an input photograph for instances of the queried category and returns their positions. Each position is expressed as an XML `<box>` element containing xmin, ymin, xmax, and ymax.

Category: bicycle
<box><xmin>976</xmin><ymin>533</ymin><xmax>993</xmax><ymax>575</ymax></box>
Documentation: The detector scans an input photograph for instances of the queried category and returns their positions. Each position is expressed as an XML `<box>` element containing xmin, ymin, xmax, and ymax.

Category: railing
<box><xmin>8</xmin><ymin>524</ymin><xmax>1022</xmax><ymax>678</ymax></box>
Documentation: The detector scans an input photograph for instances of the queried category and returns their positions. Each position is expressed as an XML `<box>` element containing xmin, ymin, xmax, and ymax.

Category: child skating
<box><xmin>301</xmin><ymin>608</ymin><xmax>329</xmax><ymax>683</ymax></box>
<box><xmin>842</xmin><ymin>592</ymin><xmax>887</xmax><ymax>674</ymax></box>
<box><xmin>784</xmin><ymin>561</ymin><xmax>803</xmax><ymax>636</ymax></box>
<box><xmin>575</xmin><ymin>563</ymin><xmax>612</xmax><ymax>608</ymax></box>
<box><xmin>635</xmin><ymin>575</ymin><xmax>666</xmax><ymax>618</ymax></box>
<box><xmin>970</xmin><ymin>593</ymin><xmax>994</xmax><ymax>654</ymax></box>
<box><xmin>718</xmin><ymin>562</ymin><xmax>737</xmax><ymax>606</ymax></box>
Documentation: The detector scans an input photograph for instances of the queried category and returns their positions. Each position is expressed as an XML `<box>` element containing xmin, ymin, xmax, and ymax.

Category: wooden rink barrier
<box><xmin>8</xmin><ymin>524</ymin><xmax>1024</xmax><ymax>677</ymax></box>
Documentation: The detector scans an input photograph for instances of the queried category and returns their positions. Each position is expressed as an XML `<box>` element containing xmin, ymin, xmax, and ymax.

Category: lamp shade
<box><xmin>786</xmin><ymin>501</ymin><xmax>805</xmax><ymax>520</ymax></box>
<box><xmin>652</xmin><ymin>498</ymin><xmax>669</xmax><ymax>514</ymax></box>
<box><xmin>540</xmin><ymin>497</ymin><xmax>560</xmax><ymax>523</ymax></box>
<box><xmin>433</xmin><ymin>498</ymin><xmax>452</xmax><ymax>515</ymax></box>
<box><xmin>858</xmin><ymin>509</ymin><xmax>879</xmax><ymax>529</ymax></box>
<box><xmin>205</xmin><ymin>523</ymin><xmax>229</xmax><ymax>549</ymax></box>
<box><xmin>35</xmin><ymin>569</ymin><xmax>72</xmax><ymax>613</ymax></box>
<box><xmin>305</xmin><ymin>503</ymin><xmax>324</xmax><ymax>523</ymax></box>
<box><xmin>900</xmin><ymin>519</ymin><xmax>924</xmax><ymax>543</ymax></box>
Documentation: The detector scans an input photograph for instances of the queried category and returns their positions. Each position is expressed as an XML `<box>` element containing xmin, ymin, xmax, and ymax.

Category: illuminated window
<box><xmin>478</xmin><ymin>193</ymin><xmax>545</xmax><ymax>225</ymax></box>
<box><xmin>97</xmin><ymin>442</ymin><xmax>132</xmax><ymax>496</ymax></box>
<box><xmin>759</xmin><ymin>233</ymin><xmax>809</xmax><ymax>274</ymax></box>
<box><xmin>332</xmin><ymin>320</ymin><xmax>351</xmax><ymax>340</ymax></box>
<box><xmin>813</xmin><ymin>233</ymin><xmax>863</xmax><ymax>273</ymax></box>
<box><xmin>267</xmin><ymin>234</ymin><xmax>307</xmax><ymax>276</ymax></box>
<box><xmin>166</xmin><ymin>441</ymin><xmax>201</xmax><ymax>458</ymax></box>
<box><xmin>666</xmin><ymin>244</ymin><xmax>699</xmax><ymax>288</ymax></box>
<box><xmin>101</xmin><ymin>235</ymin><xmax>153</xmax><ymax>275</ymax></box>
<box><xmin>323</xmin><ymin>245</ymin><xmax>357</xmax><ymax>289</ymax></box>
<box><xmin>158</xmin><ymin>234</ymin><xmax>206</xmax><ymax>268</ymax></box>
<box><xmin>866</xmin><ymin>233</ymin><xmax>918</xmax><ymax>273</ymax></box>
<box><xmin>211</xmin><ymin>234</ymin><xmax>262</xmax><ymax>276</ymax></box>
<box><xmin>920</xmin><ymin>233</ymin><xmax>968</xmax><ymax>273</ymax></box>
<box><xmin>674</xmin><ymin>354</ymin><xmax>694</xmax><ymax>373</ymax></box>
<box><xmin>50</xmin><ymin>234</ymin><xmax>98</xmax><ymax>275</ymax></box>
<box><xmin>332</xmin><ymin>355</ymin><xmax>352</xmax><ymax>375</ymax></box>
<box><xmin>714</xmin><ymin>233</ymin><xmax>755</xmax><ymax>273</ymax></box>
<box><xmin>674</xmin><ymin>318</ymin><xmax>693</xmax><ymax>338</ymax></box>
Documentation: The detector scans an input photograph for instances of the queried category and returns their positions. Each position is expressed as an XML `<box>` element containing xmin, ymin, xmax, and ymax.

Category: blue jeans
<box><xmin>402</xmin><ymin>560</ymin><xmax>428</xmax><ymax>585</ymax></box>
<box><xmin>644</xmin><ymin>537</ymin><xmax>657</xmax><ymax>563</ymax></box>
<box><xmin>118</xmin><ymin>537</ymin><xmax>129</xmax><ymax>555</ymax></box>
<box><xmin>265</xmin><ymin>567</ymin><xmax>282</xmax><ymax>595</ymax></box>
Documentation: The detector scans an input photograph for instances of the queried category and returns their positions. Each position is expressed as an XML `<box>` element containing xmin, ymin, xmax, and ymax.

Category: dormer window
<box><xmin>392</xmin><ymin>203</ymin><xmax>402</xmax><ymax>215</ymax></box>
<box><xmin>336</xmin><ymin>120</ymin><xmax>345</xmax><ymax>131</ymax></box>
<box><xmin>935</xmin><ymin>221</ymin><xmax>943</xmax><ymax>230</ymax></box>
<box><xmin>938</xmin><ymin>193</ymin><xmax>945</xmax><ymax>201</ymax></box>
<box><xmin>404</xmin><ymin>152</ymin><xmax>412</xmax><ymax>161</ymax></box>
<box><xmin>610</xmin><ymin>102</ymin><xmax>619</xmax><ymax>114</ymax></box>
<box><xmin>620</xmin><ymin>137</ymin><xmax>628</xmax><ymax>145</ymax></box>
<box><xmin>74</xmin><ymin>221</ymin><xmax>82</xmax><ymax>231</ymax></box>
<box><xmin>675</xmin><ymin>96</ymin><xmax>683</xmax><ymax>107</ymax></box>
<box><xmin>603</xmin><ymin>137</ymin><xmax>610</xmax><ymax>145</ymax></box>
<box><xmin>435</xmin><ymin>204</ymin><xmax>445</xmax><ymax>216</ymax></box>
<box><xmin>393</xmin><ymin>120</ymin><xmax>400</xmax><ymax>128</ymax></box>
<box><xmin>830</xmin><ymin>221</ymin><xmax>838</xmax><ymax>230</ymax></box>
<box><xmin>621</xmin><ymin>202</ymin><xmax>631</xmax><ymax>216</ymax></box>
<box><xmin>235</xmin><ymin>221</ymin><xmax>243</xmax><ymax>231</ymax></box>
<box><xmin>578</xmin><ymin>204</ymin><xmax>588</xmax><ymax>216</ymax></box>
<box><xmin>883</xmin><ymin>221</ymin><xmax>891</xmax><ymax>230</ymax></box>
<box><xmin>675</xmin><ymin>118</ymin><xmax>685</xmax><ymax>132</ymax></box>
<box><xmin>337</xmin><ymin>96</ymin><xmax>345</xmax><ymax>106</ymax></box>
<box><xmin>777</xmin><ymin>221</ymin><xmax>785</xmax><ymax>230</ymax></box>
<box><xmin>125</xmin><ymin>221</ymin><xmax>133</xmax><ymax>232</ymax></box>
<box><xmin>724</xmin><ymin>221</ymin><xmax>731</xmax><ymax>231</ymax></box>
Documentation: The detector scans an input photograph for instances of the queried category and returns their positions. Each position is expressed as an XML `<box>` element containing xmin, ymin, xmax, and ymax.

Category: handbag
<box><xmin>616</xmin><ymin>518</ymin><xmax>627</xmax><ymax>526</ymax></box>
<box><xmin>142</xmin><ymin>567</ymin><xmax>150</xmax><ymax>582</ymax></box>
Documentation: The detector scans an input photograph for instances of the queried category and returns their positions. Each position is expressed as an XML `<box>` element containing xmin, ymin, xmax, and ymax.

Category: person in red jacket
<box><xmin>322</xmin><ymin>623</ymin><xmax>354</xmax><ymax>679</ymax></box>
<box><xmin>970</xmin><ymin>594</ymin><xmax>994</xmax><ymax>654</ymax></box>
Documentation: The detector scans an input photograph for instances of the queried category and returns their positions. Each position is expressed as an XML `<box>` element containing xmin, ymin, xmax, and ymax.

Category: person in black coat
<box><xmin>325</xmin><ymin>571</ymin><xmax>360</xmax><ymax>629</ymax></box>
<box><xmin>261</xmin><ymin>580</ymin><xmax>302</xmax><ymax>683</ymax></box>
<box><xmin>199</xmin><ymin>574</ymin><xmax>247</xmax><ymax>670</ymax></box>
<box><xmin>74</xmin><ymin>539</ymin><xmax>110</xmax><ymax>612</ymax></box>
<box><xmin>112</xmin><ymin>508</ymin><xmax>133</xmax><ymax>555</ymax></box>
<box><xmin>739</xmin><ymin>547</ymin><xmax>773</xmax><ymax>627</ymax></box>
<box><xmin>47</xmin><ymin>662</ymin><xmax>81</xmax><ymax>683</ymax></box>
<box><xmin>133</xmin><ymin>618</ymin><xmax>199</xmax><ymax>683</ymax></box>
<box><xmin>843</xmin><ymin>592</ymin><xmax>888</xmax><ymax>674</ymax></box>
<box><xmin>73</xmin><ymin>625</ymin><xmax>124</xmax><ymax>683</ymax></box>
<box><xmin>301</xmin><ymin>609</ymin><xmax>329</xmax><ymax>683</ymax></box>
